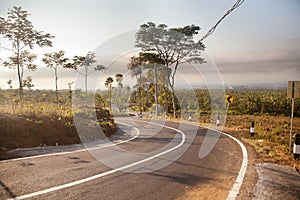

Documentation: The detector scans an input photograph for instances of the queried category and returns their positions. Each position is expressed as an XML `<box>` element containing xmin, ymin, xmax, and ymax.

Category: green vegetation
<box><xmin>226</xmin><ymin>89</ymin><xmax>300</xmax><ymax>117</ymax></box>
<box><xmin>125</xmin><ymin>88</ymin><xmax>299</xmax><ymax>118</ymax></box>
<box><xmin>194</xmin><ymin>89</ymin><xmax>299</xmax><ymax>117</ymax></box>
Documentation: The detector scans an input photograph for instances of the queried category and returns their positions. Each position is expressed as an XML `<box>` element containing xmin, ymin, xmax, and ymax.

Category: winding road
<box><xmin>0</xmin><ymin>117</ymin><xmax>247</xmax><ymax>200</ymax></box>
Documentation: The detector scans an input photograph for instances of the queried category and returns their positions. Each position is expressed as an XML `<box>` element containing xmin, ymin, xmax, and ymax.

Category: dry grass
<box><xmin>166</xmin><ymin>113</ymin><xmax>300</xmax><ymax>170</ymax></box>
<box><xmin>217</xmin><ymin>114</ymin><xmax>300</xmax><ymax>170</ymax></box>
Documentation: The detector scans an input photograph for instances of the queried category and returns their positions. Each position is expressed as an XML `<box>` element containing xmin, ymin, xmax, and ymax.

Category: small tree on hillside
<box><xmin>69</xmin><ymin>52</ymin><xmax>106</xmax><ymax>96</ymax></box>
<box><xmin>22</xmin><ymin>76</ymin><xmax>34</xmax><ymax>101</ymax></box>
<box><xmin>3</xmin><ymin>50</ymin><xmax>37</xmax><ymax>100</ymax></box>
<box><xmin>7</xmin><ymin>79</ymin><xmax>14</xmax><ymax>112</ymax></box>
<box><xmin>42</xmin><ymin>50</ymin><xmax>70</xmax><ymax>103</ymax></box>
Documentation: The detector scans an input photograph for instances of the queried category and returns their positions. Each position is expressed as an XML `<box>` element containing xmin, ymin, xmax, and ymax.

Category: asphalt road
<box><xmin>0</xmin><ymin>117</ymin><xmax>244</xmax><ymax>200</ymax></box>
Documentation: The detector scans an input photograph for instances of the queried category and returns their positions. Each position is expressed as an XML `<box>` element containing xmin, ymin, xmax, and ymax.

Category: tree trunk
<box><xmin>169</xmin><ymin>63</ymin><xmax>179</xmax><ymax>118</ymax></box>
<box><xmin>139</xmin><ymin>73</ymin><xmax>142</xmax><ymax>116</ymax></box>
<box><xmin>154</xmin><ymin>65</ymin><xmax>159</xmax><ymax>116</ymax></box>
<box><xmin>85</xmin><ymin>67</ymin><xmax>88</xmax><ymax>97</ymax></box>
<box><xmin>170</xmin><ymin>86</ymin><xmax>176</xmax><ymax>118</ymax></box>
<box><xmin>109</xmin><ymin>86</ymin><xmax>112</xmax><ymax>112</ymax></box>
<box><xmin>55</xmin><ymin>66</ymin><xmax>59</xmax><ymax>103</ymax></box>
<box><xmin>16</xmin><ymin>42</ymin><xmax>23</xmax><ymax>102</ymax></box>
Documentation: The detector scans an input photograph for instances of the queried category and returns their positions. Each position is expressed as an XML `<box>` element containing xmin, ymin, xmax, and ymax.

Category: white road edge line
<box><xmin>8</xmin><ymin>120</ymin><xmax>186</xmax><ymax>200</ymax></box>
<box><xmin>170</xmin><ymin>120</ymin><xmax>248</xmax><ymax>200</ymax></box>
<box><xmin>223</xmin><ymin>131</ymin><xmax>248</xmax><ymax>200</ymax></box>
<box><xmin>0</xmin><ymin>121</ymin><xmax>139</xmax><ymax>163</ymax></box>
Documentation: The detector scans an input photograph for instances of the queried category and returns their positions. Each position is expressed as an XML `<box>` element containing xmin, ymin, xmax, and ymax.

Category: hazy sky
<box><xmin>0</xmin><ymin>0</ymin><xmax>299</xmax><ymax>90</ymax></box>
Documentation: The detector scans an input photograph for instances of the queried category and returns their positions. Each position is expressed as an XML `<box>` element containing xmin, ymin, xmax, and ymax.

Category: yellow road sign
<box><xmin>287</xmin><ymin>81</ymin><xmax>299</xmax><ymax>99</ymax></box>
<box><xmin>226</xmin><ymin>95</ymin><xmax>234</xmax><ymax>104</ymax></box>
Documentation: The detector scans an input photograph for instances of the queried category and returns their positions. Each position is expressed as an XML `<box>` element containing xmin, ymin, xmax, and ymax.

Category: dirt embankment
<box><xmin>0</xmin><ymin>112</ymin><xmax>117</xmax><ymax>159</ymax></box>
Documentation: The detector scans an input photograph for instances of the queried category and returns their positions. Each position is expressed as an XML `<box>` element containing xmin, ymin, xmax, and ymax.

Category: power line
<box><xmin>199</xmin><ymin>0</ymin><xmax>246</xmax><ymax>43</ymax></box>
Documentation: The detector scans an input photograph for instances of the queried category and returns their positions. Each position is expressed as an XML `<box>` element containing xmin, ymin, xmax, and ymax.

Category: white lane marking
<box><xmin>192</xmin><ymin>124</ymin><xmax>247</xmax><ymax>200</ymax></box>
<box><xmin>222</xmin><ymin>131</ymin><xmax>247</xmax><ymax>200</ymax></box>
<box><xmin>166</xmin><ymin>119</ymin><xmax>248</xmax><ymax>200</ymax></box>
<box><xmin>0</xmin><ymin>121</ymin><xmax>139</xmax><ymax>163</ymax></box>
<box><xmin>9</xmin><ymin>120</ymin><xmax>185</xmax><ymax>200</ymax></box>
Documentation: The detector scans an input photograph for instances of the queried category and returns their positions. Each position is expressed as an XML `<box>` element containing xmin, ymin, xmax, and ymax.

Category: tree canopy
<box><xmin>135</xmin><ymin>22</ymin><xmax>206</xmax><ymax>117</ymax></box>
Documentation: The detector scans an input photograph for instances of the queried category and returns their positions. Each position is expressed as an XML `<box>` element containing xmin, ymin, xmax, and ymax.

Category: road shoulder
<box><xmin>176</xmin><ymin>139</ymin><xmax>257</xmax><ymax>200</ymax></box>
<box><xmin>253</xmin><ymin>163</ymin><xmax>300</xmax><ymax>200</ymax></box>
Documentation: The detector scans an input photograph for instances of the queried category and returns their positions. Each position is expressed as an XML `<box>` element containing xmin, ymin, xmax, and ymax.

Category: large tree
<box><xmin>0</xmin><ymin>6</ymin><xmax>54</xmax><ymax>101</ymax></box>
<box><xmin>42</xmin><ymin>50</ymin><xmax>69</xmax><ymax>103</ymax></box>
<box><xmin>135</xmin><ymin>22</ymin><xmax>205</xmax><ymax>118</ymax></box>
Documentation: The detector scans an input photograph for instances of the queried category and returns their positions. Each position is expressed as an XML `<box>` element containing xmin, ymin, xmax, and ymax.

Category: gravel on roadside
<box><xmin>253</xmin><ymin>163</ymin><xmax>300</xmax><ymax>200</ymax></box>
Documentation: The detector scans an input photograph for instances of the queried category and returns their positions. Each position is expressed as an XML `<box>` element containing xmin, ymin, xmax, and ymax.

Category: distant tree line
<box><xmin>183</xmin><ymin>89</ymin><xmax>300</xmax><ymax>117</ymax></box>
<box><xmin>226</xmin><ymin>89</ymin><xmax>300</xmax><ymax>117</ymax></box>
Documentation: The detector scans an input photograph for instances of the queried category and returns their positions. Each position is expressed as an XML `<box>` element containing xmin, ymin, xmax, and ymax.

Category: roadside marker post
<box><xmin>216</xmin><ymin>115</ymin><xmax>221</xmax><ymax>127</ymax></box>
<box><xmin>287</xmin><ymin>81</ymin><xmax>299</xmax><ymax>154</ymax></box>
<box><xmin>294</xmin><ymin>134</ymin><xmax>300</xmax><ymax>160</ymax></box>
<box><xmin>250</xmin><ymin>121</ymin><xmax>255</xmax><ymax>137</ymax></box>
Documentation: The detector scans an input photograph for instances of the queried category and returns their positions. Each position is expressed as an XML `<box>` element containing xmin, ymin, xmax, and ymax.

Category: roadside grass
<box><xmin>0</xmin><ymin>102</ymin><xmax>73</xmax><ymax>117</ymax></box>
<box><xmin>202</xmin><ymin>114</ymin><xmax>300</xmax><ymax>170</ymax></box>
<box><xmin>0</xmin><ymin>95</ymin><xmax>116</xmax><ymax>158</ymax></box>
<box><xmin>157</xmin><ymin>113</ymin><xmax>300</xmax><ymax>170</ymax></box>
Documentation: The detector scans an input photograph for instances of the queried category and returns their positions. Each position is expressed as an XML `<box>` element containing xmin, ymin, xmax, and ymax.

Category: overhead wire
<box><xmin>198</xmin><ymin>0</ymin><xmax>246</xmax><ymax>43</ymax></box>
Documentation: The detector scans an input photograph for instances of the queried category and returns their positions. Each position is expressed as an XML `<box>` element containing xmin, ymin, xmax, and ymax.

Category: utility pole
<box><xmin>287</xmin><ymin>81</ymin><xmax>299</xmax><ymax>153</ymax></box>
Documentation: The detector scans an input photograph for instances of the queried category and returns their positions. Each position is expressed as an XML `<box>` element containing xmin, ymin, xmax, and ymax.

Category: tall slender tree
<box><xmin>69</xmin><ymin>52</ymin><xmax>106</xmax><ymax>96</ymax></box>
<box><xmin>105</xmin><ymin>77</ymin><xmax>114</xmax><ymax>112</ymax></box>
<box><xmin>115</xmin><ymin>73</ymin><xmax>123</xmax><ymax>89</ymax></box>
<box><xmin>139</xmin><ymin>52</ymin><xmax>164</xmax><ymax>116</ymax></box>
<box><xmin>0</xmin><ymin>6</ymin><xmax>54</xmax><ymax>101</ymax></box>
<box><xmin>128</xmin><ymin>55</ymin><xmax>144</xmax><ymax>115</ymax></box>
<box><xmin>42</xmin><ymin>50</ymin><xmax>69</xmax><ymax>103</ymax></box>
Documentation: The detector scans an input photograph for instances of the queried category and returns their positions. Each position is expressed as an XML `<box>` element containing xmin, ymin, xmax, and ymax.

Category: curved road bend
<box><xmin>0</xmin><ymin>117</ymin><xmax>244</xmax><ymax>200</ymax></box>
